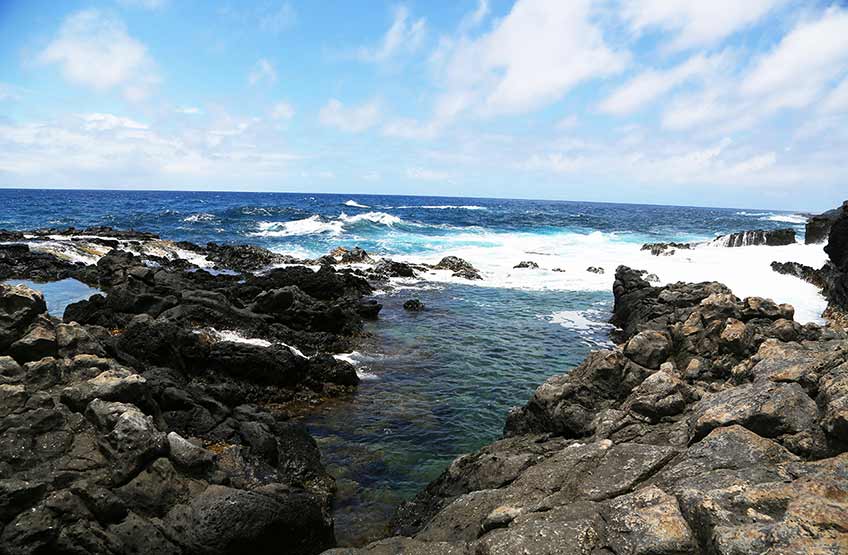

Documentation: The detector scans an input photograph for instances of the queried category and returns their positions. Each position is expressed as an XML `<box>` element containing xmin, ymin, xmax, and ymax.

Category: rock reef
<box><xmin>333</xmin><ymin>266</ymin><xmax>848</xmax><ymax>554</ymax></box>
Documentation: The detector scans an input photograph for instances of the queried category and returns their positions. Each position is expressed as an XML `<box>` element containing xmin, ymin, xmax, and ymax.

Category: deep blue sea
<box><xmin>0</xmin><ymin>189</ymin><xmax>824</xmax><ymax>544</ymax></box>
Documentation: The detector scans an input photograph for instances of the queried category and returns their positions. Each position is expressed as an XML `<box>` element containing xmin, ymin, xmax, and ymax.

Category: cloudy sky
<box><xmin>0</xmin><ymin>0</ymin><xmax>846</xmax><ymax>210</ymax></box>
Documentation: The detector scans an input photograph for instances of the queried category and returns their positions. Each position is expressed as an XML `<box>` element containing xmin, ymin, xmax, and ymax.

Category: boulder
<box><xmin>434</xmin><ymin>257</ymin><xmax>482</xmax><ymax>280</ymax></box>
<box><xmin>9</xmin><ymin>322</ymin><xmax>57</xmax><ymax>363</ymax></box>
<box><xmin>712</xmin><ymin>228</ymin><xmax>795</xmax><ymax>247</ymax></box>
<box><xmin>0</xmin><ymin>284</ymin><xmax>47</xmax><ymax>350</ymax></box>
<box><xmin>512</xmin><ymin>261</ymin><xmax>539</xmax><ymax>269</ymax></box>
<box><xmin>624</xmin><ymin>330</ymin><xmax>671</xmax><ymax>369</ymax></box>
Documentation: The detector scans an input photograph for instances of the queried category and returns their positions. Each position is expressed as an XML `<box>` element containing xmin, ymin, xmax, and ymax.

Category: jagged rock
<box><xmin>61</xmin><ymin>369</ymin><xmax>150</xmax><ymax>412</ymax></box>
<box><xmin>585</xmin><ymin>266</ymin><xmax>604</xmax><ymax>274</ymax></box>
<box><xmin>0</xmin><ymin>284</ymin><xmax>47</xmax><ymax>350</ymax></box>
<box><xmin>373</xmin><ymin>259</ymin><xmax>416</xmax><ymax>278</ymax></box>
<box><xmin>164</xmin><ymin>485</ymin><xmax>334</xmax><ymax>554</ymax></box>
<box><xmin>806</xmin><ymin>204</ymin><xmax>843</xmax><ymax>244</ymax></box>
<box><xmin>641</xmin><ymin>242</ymin><xmax>692</xmax><ymax>256</ymax></box>
<box><xmin>434</xmin><ymin>257</ymin><xmax>482</xmax><ymax>280</ymax></box>
<box><xmin>403</xmin><ymin>299</ymin><xmax>425</xmax><ymax>311</ymax></box>
<box><xmin>331</xmin><ymin>246</ymin><xmax>372</xmax><ymax>264</ymax></box>
<box><xmin>9</xmin><ymin>322</ymin><xmax>57</xmax><ymax>363</ymax></box>
<box><xmin>624</xmin><ymin>369</ymin><xmax>692</xmax><ymax>421</ymax></box>
<box><xmin>712</xmin><ymin>228</ymin><xmax>796</xmax><ymax>247</ymax></box>
<box><xmin>512</xmin><ymin>261</ymin><xmax>539</xmax><ymax>269</ymax></box>
<box><xmin>623</xmin><ymin>330</ymin><xmax>671</xmax><ymax>369</ymax></box>
<box><xmin>55</xmin><ymin>322</ymin><xmax>106</xmax><ymax>358</ymax></box>
<box><xmin>85</xmin><ymin>399</ymin><xmax>168</xmax><ymax>484</ymax></box>
<box><xmin>167</xmin><ymin>432</ymin><xmax>216</xmax><ymax>469</ymax></box>
<box><xmin>687</xmin><ymin>381</ymin><xmax>818</xmax><ymax>444</ymax></box>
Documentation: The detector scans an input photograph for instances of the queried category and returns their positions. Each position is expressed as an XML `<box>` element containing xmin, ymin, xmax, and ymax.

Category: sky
<box><xmin>0</xmin><ymin>0</ymin><xmax>847</xmax><ymax>210</ymax></box>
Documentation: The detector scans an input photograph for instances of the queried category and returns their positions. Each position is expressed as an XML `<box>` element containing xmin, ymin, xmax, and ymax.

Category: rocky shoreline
<box><xmin>327</xmin><ymin>205</ymin><xmax>848</xmax><ymax>554</ymax></box>
<box><xmin>1</xmin><ymin>202</ymin><xmax>847</xmax><ymax>554</ymax></box>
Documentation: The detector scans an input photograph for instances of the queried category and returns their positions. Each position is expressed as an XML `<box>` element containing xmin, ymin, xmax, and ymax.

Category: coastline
<box><xmin>0</xmin><ymin>200</ymin><xmax>846</xmax><ymax>553</ymax></box>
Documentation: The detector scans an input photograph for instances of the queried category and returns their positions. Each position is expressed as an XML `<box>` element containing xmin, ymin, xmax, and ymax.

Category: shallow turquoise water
<box><xmin>300</xmin><ymin>282</ymin><xmax>613</xmax><ymax>545</ymax></box>
<box><xmin>4</xmin><ymin>279</ymin><xmax>100</xmax><ymax>318</ymax></box>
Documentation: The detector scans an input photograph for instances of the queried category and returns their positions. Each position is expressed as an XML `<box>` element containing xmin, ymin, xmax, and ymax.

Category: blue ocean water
<box><xmin>0</xmin><ymin>189</ymin><xmax>811</xmax><ymax>544</ymax></box>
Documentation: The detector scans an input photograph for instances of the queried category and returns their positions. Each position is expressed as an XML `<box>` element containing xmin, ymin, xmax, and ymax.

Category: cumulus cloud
<box><xmin>742</xmin><ymin>7</ymin><xmax>848</xmax><ymax>111</ymax></box>
<box><xmin>432</xmin><ymin>0</ymin><xmax>627</xmax><ymax>118</ymax></box>
<box><xmin>600</xmin><ymin>52</ymin><xmax>728</xmax><ymax>115</ymax></box>
<box><xmin>318</xmin><ymin>99</ymin><xmax>380</xmax><ymax>132</ymax></box>
<box><xmin>357</xmin><ymin>5</ymin><xmax>426</xmax><ymax>62</ymax></box>
<box><xmin>622</xmin><ymin>0</ymin><xmax>785</xmax><ymax>51</ymax></box>
<box><xmin>39</xmin><ymin>10</ymin><xmax>159</xmax><ymax>101</ymax></box>
<box><xmin>248</xmin><ymin>58</ymin><xmax>277</xmax><ymax>86</ymax></box>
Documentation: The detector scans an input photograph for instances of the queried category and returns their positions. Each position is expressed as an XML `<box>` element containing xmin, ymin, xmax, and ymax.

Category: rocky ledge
<box><xmin>0</xmin><ymin>228</ymin><xmax>388</xmax><ymax>554</ymax></box>
<box><xmin>774</xmin><ymin>200</ymin><xmax>848</xmax><ymax>327</ymax></box>
<box><xmin>331</xmin><ymin>266</ymin><xmax>848</xmax><ymax>554</ymax></box>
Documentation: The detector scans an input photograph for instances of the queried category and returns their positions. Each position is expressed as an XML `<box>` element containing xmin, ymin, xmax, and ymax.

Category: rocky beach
<box><xmin>0</xmin><ymin>199</ymin><xmax>845</xmax><ymax>554</ymax></box>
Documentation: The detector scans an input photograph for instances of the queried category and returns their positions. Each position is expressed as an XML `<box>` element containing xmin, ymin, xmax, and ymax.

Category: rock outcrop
<box><xmin>806</xmin><ymin>203</ymin><xmax>845</xmax><ymax>244</ymax></box>
<box><xmin>0</xmin><ymin>284</ymin><xmax>340</xmax><ymax>554</ymax></box>
<box><xmin>335</xmin><ymin>266</ymin><xmax>848</xmax><ymax>554</ymax></box>
<box><xmin>712</xmin><ymin>228</ymin><xmax>795</xmax><ymax>247</ymax></box>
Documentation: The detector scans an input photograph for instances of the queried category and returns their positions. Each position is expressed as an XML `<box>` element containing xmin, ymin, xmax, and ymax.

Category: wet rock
<box><xmin>357</xmin><ymin>299</ymin><xmax>382</xmax><ymax>320</ymax></box>
<box><xmin>585</xmin><ymin>266</ymin><xmax>604</xmax><ymax>274</ymax></box>
<box><xmin>713</xmin><ymin>228</ymin><xmax>796</xmax><ymax>247</ymax></box>
<box><xmin>641</xmin><ymin>242</ymin><xmax>692</xmax><ymax>256</ymax></box>
<box><xmin>205</xmin><ymin>243</ymin><xmax>291</xmax><ymax>272</ymax></box>
<box><xmin>806</xmin><ymin>204</ymin><xmax>843</xmax><ymax>244</ymax></box>
<box><xmin>404</xmin><ymin>299</ymin><xmax>425</xmax><ymax>311</ymax></box>
<box><xmin>373</xmin><ymin>259</ymin><xmax>416</xmax><ymax>278</ymax></box>
<box><xmin>434</xmin><ymin>256</ymin><xmax>482</xmax><ymax>280</ymax></box>
<box><xmin>512</xmin><ymin>261</ymin><xmax>539</xmax><ymax>269</ymax></box>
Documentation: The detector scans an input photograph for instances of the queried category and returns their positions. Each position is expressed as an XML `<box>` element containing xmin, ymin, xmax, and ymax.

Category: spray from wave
<box><xmin>344</xmin><ymin>200</ymin><xmax>370</xmax><ymax>208</ymax></box>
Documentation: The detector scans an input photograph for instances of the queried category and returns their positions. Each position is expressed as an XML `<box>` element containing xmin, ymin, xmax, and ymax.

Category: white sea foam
<box><xmin>200</xmin><ymin>328</ymin><xmax>272</xmax><ymax>347</ymax></box>
<box><xmin>388</xmin><ymin>229</ymin><xmax>828</xmax><ymax>324</ymax></box>
<box><xmin>344</xmin><ymin>200</ymin><xmax>370</xmax><ymax>208</ymax></box>
<box><xmin>333</xmin><ymin>351</ymin><xmax>379</xmax><ymax>380</ymax></box>
<box><xmin>735</xmin><ymin>211</ymin><xmax>770</xmax><ymax>216</ymax></box>
<box><xmin>394</xmin><ymin>205</ymin><xmax>487</xmax><ymax>210</ymax></box>
<box><xmin>543</xmin><ymin>309</ymin><xmax>615</xmax><ymax>347</ymax></box>
<box><xmin>251</xmin><ymin>216</ymin><xmax>343</xmax><ymax>237</ymax></box>
<box><xmin>338</xmin><ymin>211</ymin><xmax>402</xmax><ymax>226</ymax></box>
<box><xmin>763</xmin><ymin>214</ymin><xmax>807</xmax><ymax>224</ymax></box>
<box><xmin>183</xmin><ymin>213</ymin><xmax>216</xmax><ymax>222</ymax></box>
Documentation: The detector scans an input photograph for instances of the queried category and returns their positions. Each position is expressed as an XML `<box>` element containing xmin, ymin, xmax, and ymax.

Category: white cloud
<box><xmin>260</xmin><ymin>2</ymin><xmax>296</xmax><ymax>33</ymax></box>
<box><xmin>821</xmin><ymin>77</ymin><xmax>848</xmax><ymax>114</ymax></box>
<box><xmin>433</xmin><ymin>0</ymin><xmax>627</xmax><ymax>118</ymax></box>
<box><xmin>80</xmin><ymin>113</ymin><xmax>148</xmax><ymax>131</ymax></box>
<box><xmin>556</xmin><ymin>115</ymin><xmax>579</xmax><ymax>130</ymax></box>
<box><xmin>0</xmin><ymin>112</ymin><xmax>301</xmax><ymax>183</ymax></box>
<box><xmin>39</xmin><ymin>10</ymin><xmax>159</xmax><ymax>101</ymax></box>
<box><xmin>458</xmin><ymin>0</ymin><xmax>490</xmax><ymax>33</ymax></box>
<box><xmin>742</xmin><ymin>8</ymin><xmax>848</xmax><ymax>112</ymax></box>
<box><xmin>600</xmin><ymin>52</ymin><xmax>727</xmax><ymax>115</ymax></box>
<box><xmin>175</xmin><ymin>106</ymin><xmax>202</xmax><ymax>115</ymax></box>
<box><xmin>357</xmin><ymin>6</ymin><xmax>426</xmax><ymax>62</ymax></box>
<box><xmin>622</xmin><ymin>0</ymin><xmax>785</xmax><ymax>51</ymax></box>
<box><xmin>117</xmin><ymin>0</ymin><xmax>166</xmax><ymax>9</ymax></box>
<box><xmin>0</xmin><ymin>83</ymin><xmax>24</xmax><ymax>102</ymax></box>
<box><xmin>271</xmin><ymin>101</ymin><xmax>295</xmax><ymax>120</ymax></box>
<box><xmin>318</xmin><ymin>99</ymin><xmax>380</xmax><ymax>132</ymax></box>
<box><xmin>406</xmin><ymin>167</ymin><xmax>451</xmax><ymax>180</ymax></box>
<box><xmin>382</xmin><ymin>117</ymin><xmax>441</xmax><ymax>140</ymax></box>
<box><xmin>248</xmin><ymin>58</ymin><xmax>277</xmax><ymax>86</ymax></box>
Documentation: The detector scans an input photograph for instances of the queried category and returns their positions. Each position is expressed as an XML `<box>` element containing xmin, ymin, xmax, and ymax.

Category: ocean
<box><xmin>0</xmin><ymin>188</ymin><xmax>829</xmax><ymax>544</ymax></box>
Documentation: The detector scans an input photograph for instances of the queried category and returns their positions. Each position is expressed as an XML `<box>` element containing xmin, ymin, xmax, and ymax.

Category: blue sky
<box><xmin>0</xmin><ymin>0</ymin><xmax>846</xmax><ymax>210</ymax></box>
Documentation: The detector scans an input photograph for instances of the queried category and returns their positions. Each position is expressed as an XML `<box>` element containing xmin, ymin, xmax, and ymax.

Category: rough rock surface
<box><xmin>337</xmin><ymin>265</ymin><xmax>848</xmax><ymax>554</ymax></box>
<box><xmin>806</xmin><ymin>203</ymin><xmax>844</xmax><ymax>244</ymax></box>
<box><xmin>0</xmin><ymin>228</ymin><xmax>392</xmax><ymax>554</ymax></box>
<box><xmin>712</xmin><ymin>228</ymin><xmax>796</xmax><ymax>247</ymax></box>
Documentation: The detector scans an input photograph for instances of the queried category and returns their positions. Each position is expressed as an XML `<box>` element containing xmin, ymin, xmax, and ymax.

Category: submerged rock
<box><xmin>403</xmin><ymin>299</ymin><xmax>425</xmax><ymax>312</ymax></box>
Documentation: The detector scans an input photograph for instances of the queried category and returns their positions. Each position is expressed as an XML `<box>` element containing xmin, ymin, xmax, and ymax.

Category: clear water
<box><xmin>0</xmin><ymin>189</ymin><xmax>825</xmax><ymax>544</ymax></box>
<box><xmin>3</xmin><ymin>278</ymin><xmax>101</xmax><ymax>317</ymax></box>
